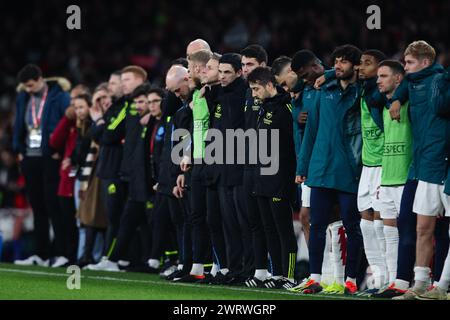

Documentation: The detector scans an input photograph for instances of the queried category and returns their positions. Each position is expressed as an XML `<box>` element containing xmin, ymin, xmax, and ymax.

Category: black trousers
<box><xmin>58</xmin><ymin>196</ymin><xmax>79</xmax><ymax>263</ymax></box>
<box><xmin>189</xmin><ymin>170</ymin><xmax>212</xmax><ymax>264</ymax></box>
<box><xmin>109</xmin><ymin>199</ymin><xmax>148</xmax><ymax>262</ymax></box>
<box><xmin>102</xmin><ymin>178</ymin><xmax>127</xmax><ymax>257</ymax></box>
<box><xmin>256</xmin><ymin>196</ymin><xmax>298</xmax><ymax>279</ymax></box>
<box><xmin>206</xmin><ymin>184</ymin><xmax>227</xmax><ymax>269</ymax></box>
<box><xmin>177</xmin><ymin>192</ymin><xmax>193</xmax><ymax>269</ymax></box>
<box><xmin>218</xmin><ymin>185</ymin><xmax>254</xmax><ymax>277</ymax></box>
<box><xmin>243</xmin><ymin>169</ymin><xmax>268</xmax><ymax>270</ymax></box>
<box><xmin>150</xmin><ymin>193</ymin><xmax>182</xmax><ymax>262</ymax></box>
<box><xmin>20</xmin><ymin>156</ymin><xmax>63</xmax><ymax>259</ymax></box>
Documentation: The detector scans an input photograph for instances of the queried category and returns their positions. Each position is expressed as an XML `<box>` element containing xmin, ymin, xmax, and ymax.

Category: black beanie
<box><xmin>219</xmin><ymin>53</ymin><xmax>242</xmax><ymax>72</ymax></box>
<box><xmin>291</xmin><ymin>50</ymin><xmax>317</xmax><ymax>73</ymax></box>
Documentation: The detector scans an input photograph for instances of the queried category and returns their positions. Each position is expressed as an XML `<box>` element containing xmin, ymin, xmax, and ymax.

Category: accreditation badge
<box><xmin>29</xmin><ymin>128</ymin><xmax>43</xmax><ymax>149</ymax></box>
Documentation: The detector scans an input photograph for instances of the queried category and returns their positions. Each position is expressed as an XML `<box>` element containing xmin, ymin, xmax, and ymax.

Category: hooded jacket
<box><xmin>13</xmin><ymin>77</ymin><xmax>71</xmax><ymax>156</ymax></box>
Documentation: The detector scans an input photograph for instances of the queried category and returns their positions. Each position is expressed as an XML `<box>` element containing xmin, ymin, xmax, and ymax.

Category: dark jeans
<box><xmin>309</xmin><ymin>187</ymin><xmax>363</xmax><ymax>279</ymax></box>
<box><xmin>20</xmin><ymin>156</ymin><xmax>63</xmax><ymax>259</ymax></box>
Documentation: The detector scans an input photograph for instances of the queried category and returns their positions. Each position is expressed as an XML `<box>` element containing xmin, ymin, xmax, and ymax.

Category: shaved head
<box><xmin>187</xmin><ymin>39</ymin><xmax>211</xmax><ymax>58</ymax></box>
<box><xmin>166</xmin><ymin>65</ymin><xmax>191</xmax><ymax>101</ymax></box>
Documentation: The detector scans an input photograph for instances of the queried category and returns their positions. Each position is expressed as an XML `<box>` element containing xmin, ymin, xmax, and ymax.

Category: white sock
<box><xmin>254</xmin><ymin>269</ymin><xmax>268</xmax><ymax>281</ymax></box>
<box><xmin>210</xmin><ymin>263</ymin><xmax>219</xmax><ymax>277</ymax></box>
<box><xmin>311</xmin><ymin>273</ymin><xmax>321</xmax><ymax>283</ymax></box>
<box><xmin>321</xmin><ymin>225</ymin><xmax>333</xmax><ymax>284</ymax></box>
<box><xmin>190</xmin><ymin>263</ymin><xmax>204</xmax><ymax>276</ymax></box>
<box><xmin>374</xmin><ymin>219</ymin><xmax>386</xmax><ymax>254</ymax></box>
<box><xmin>384</xmin><ymin>225</ymin><xmax>399</xmax><ymax>284</ymax></box>
<box><xmin>346</xmin><ymin>277</ymin><xmax>356</xmax><ymax>284</ymax></box>
<box><xmin>394</xmin><ymin>279</ymin><xmax>409</xmax><ymax>290</ymax></box>
<box><xmin>413</xmin><ymin>266</ymin><xmax>431</xmax><ymax>290</ymax></box>
<box><xmin>219</xmin><ymin>268</ymin><xmax>229</xmax><ymax>275</ymax></box>
<box><xmin>330</xmin><ymin>221</ymin><xmax>345</xmax><ymax>285</ymax></box>
<box><xmin>177</xmin><ymin>264</ymin><xmax>183</xmax><ymax>270</ymax></box>
<box><xmin>360</xmin><ymin>219</ymin><xmax>385</xmax><ymax>287</ymax></box>
<box><xmin>374</xmin><ymin>219</ymin><xmax>388</xmax><ymax>282</ymax></box>
<box><xmin>437</xmin><ymin>242</ymin><xmax>450</xmax><ymax>291</ymax></box>
<box><xmin>148</xmin><ymin>259</ymin><xmax>160</xmax><ymax>269</ymax></box>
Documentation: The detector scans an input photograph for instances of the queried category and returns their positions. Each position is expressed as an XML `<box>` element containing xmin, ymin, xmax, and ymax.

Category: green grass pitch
<box><xmin>0</xmin><ymin>263</ymin><xmax>374</xmax><ymax>300</ymax></box>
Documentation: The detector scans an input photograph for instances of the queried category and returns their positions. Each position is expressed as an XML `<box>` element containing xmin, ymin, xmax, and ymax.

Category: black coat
<box><xmin>217</xmin><ymin>77</ymin><xmax>247</xmax><ymax>187</ymax></box>
<box><xmin>254</xmin><ymin>91</ymin><xmax>296</xmax><ymax>200</ymax></box>
<box><xmin>95</xmin><ymin>96</ymin><xmax>126</xmax><ymax>180</ymax></box>
<box><xmin>155</xmin><ymin>92</ymin><xmax>184</xmax><ymax>196</ymax></box>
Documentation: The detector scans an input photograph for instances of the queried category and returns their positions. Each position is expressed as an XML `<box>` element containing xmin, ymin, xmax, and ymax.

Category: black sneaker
<box><xmin>166</xmin><ymin>268</ymin><xmax>188</xmax><ymax>281</ymax></box>
<box><xmin>226</xmin><ymin>274</ymin><xmax>248</xmax><ymax>286</ymax></box>
<box><xmin>172</xmin><ymin>274</ymin><xmax>206</xmax><ymax>283</ymax></box>
<box><xmin>372</xmin><ymin>284</ymin><xmax>407</xmax><ymax>299</ymax></box>
<box><xmin>244</xmin><ymin>276</ymin><xmax>265</xmax><ymax>288</ymax></box>
<box><xmin>210</xmin><ymin>272</ymin><xmax>231</xmax><ymax>285</ymax></box>
<box><xmin>264</xmin><ymin>277</ymin><xmax>296</xmax><ymax>289</ymax></box>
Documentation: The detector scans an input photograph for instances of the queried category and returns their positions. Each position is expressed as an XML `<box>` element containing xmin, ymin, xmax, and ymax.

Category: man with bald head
<box><xmin>166</xmin><ymin>63</ymin><xmax>216</xmax><ymax>282</ymax></box>
<box><xmin>186</xmin><ymin>39</ymin><xmax>211</xmax><ymax>59</ymax></box>
<box><xmin>166</xmin><ymin>66</ymin><xmax>192</xmax><ymax>102</ymax></box>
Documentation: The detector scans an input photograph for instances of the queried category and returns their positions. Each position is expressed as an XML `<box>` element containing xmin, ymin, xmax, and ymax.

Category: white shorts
<box><xmin>301</xmin><ymin>183</ymin><xmax>311</xmax><ymax>208</ymax></box>
<box><xmin>357</xmin><ymin>166</ymin><xmax>382</xmax><ymax>212</ymax></box>
<box><xmin>413</xmin><ymin>181</ymin><xmax>450</xmax><ymax>217</ymax></box>
<box><xmin>378</xmin><ymin>185</ymin><xmax>404</xmax><ymax>219</ymax></box>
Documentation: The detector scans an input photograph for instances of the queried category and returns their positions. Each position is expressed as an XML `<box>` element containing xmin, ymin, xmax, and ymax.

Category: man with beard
<box><xmin>298</xmin><ymin>45</ymin><xmax>364</xmax><ymax>295</ymax></box>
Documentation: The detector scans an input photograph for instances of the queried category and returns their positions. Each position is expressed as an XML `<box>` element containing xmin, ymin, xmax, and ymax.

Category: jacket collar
<box><xmin>262</xmin><ymin>89</ymin><xmax>290</xmax><ymax>112</ymax></box>
<box><xmin>222</xmin><ymin>76</ymin><xmax>246</xmax><ymax>93</ymax></box>
<box><xmin>406</xmin><ymin>63</ymin><xmax>444</xmax><ymax>82</ymax></box>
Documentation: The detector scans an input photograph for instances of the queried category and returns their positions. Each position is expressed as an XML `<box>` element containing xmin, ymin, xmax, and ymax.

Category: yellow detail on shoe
<box><xmin>272</xmin><ymin>197</ymin><xmax>282</xmax><ymax>202</ymax></box>
<box><xmin>165</xmin><ymin>251</ymin><xmax>178</xmax><ymax>256</ymax></box>
<box><xmin>322</xmin><ymin>282</ymin><xmax>345</xmax><ymax>294</ymax></box>
<box><xmin>146</xmin><ymin>201</ymin><xmax>154</xmax><ymax>209</ymax></box>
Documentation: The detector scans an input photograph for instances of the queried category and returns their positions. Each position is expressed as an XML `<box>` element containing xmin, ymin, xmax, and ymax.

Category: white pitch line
<box><xmin>0</xmin><ymin>266</ymin><xmax>369</xmax><ymax>300</ymax></box>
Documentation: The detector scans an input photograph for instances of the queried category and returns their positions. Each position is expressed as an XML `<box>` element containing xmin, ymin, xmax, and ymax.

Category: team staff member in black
<box><xmin>216</xmin><ymin>53</ymin><xmax>254</xmax><ymax>284</ymax></box>
<box><xmin>240</xmin><ymin>45</ymin><xmax>273</xmax><ymax>287</ymax></box>
<box><xmin>248</xmin><ymin>66</ymin><xmax>298</xmax><ymax>289</ymax></box>
<box><xmin>90</xmin><ymin>71</ymin><xmax>127</xmax><ymax>260</ymax></box>
<box><xmin>86</xmin><ymin>68</ymin><xmax>150</xmax><ymax>271</ymax></box>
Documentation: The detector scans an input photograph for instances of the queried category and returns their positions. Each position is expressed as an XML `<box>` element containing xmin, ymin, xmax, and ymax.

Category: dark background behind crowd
<box><xmin>0</xmin><ymin>0</ymin><xmax>449</xmax><ymax>260</ymax></box>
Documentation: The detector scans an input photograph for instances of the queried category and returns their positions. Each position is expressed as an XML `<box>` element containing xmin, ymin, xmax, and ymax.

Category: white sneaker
<box><xmin>161</xmin><ymin>265</ymin><xmax>178</xmax><ymax>278</ymax></box>
<box><xmin>51</xmin><ymin>256</ymin><xmax>69</xmax><ymax>268</ymax></box>
<box><xmin>85</xmin><ymin>259</ymin><xmax>120</xmax><ymax>272</ymax></box>
<box><xmin>14</xmin><ymin>255</ymin><xmax>49</xmax><ymax>267</ymax></box>
<box><xmin>118</xmin><ymin>260</ymin><xmax>130</xmax><ymax>268</ymax></box>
